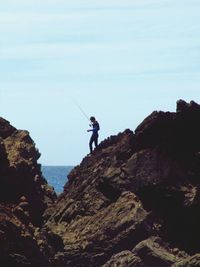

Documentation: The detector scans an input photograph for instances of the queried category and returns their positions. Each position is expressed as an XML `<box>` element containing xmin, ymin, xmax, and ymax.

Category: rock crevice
<box><xmin>2</xmin><ymin>100</ymin><xmax>200</xmax><ymax>266</ymax></box>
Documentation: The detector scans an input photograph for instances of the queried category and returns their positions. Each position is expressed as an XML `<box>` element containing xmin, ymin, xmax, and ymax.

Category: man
<box><xmin>87</xmin><ymin>116</ymin><xmax>100</xmax><ymax>153</ymax></box>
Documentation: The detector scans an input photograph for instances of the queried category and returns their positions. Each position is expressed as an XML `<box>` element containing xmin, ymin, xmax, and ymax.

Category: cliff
<box><xmin>0</xmin><ymin>117</ymin><xmax>56</xmax><ymax>267</ymax></box>
<box><xmin>2</xmin><ymin>100</ymin><xmax>200</xmax><ymax>267</ymax></box>
<box><xmin>42</xmin><ymin>99</ymin><xmax>200</xmax><ymax>267</ymax></box>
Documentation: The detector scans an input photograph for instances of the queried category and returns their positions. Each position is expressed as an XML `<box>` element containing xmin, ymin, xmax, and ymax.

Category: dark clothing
<box><xmin>90</xmin><ymin>121</ymin><xmax>100</xmax><ymax>134</ymax></box>
<box><xmin>89</xmin><ymin>133</ymin><xmax>98</xmax><ymax>153</ymax></box>
<box><xmin>89</xmin><ymin>121</ymin><xmax>100</xmax><ymax>153</ymax></box>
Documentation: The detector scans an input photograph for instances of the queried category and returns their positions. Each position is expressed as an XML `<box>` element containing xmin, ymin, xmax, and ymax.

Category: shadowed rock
<box><xmin>0</xmin><ymin>204</ymin><xmax>51</xmax><ymax>267</ymax></box>
<box><xmin>132</xmin><ymin>236</ymin><xmax>188</xmax><ymax>267</ymax></box>
<box><xmin>172</xmin><ymin>254</ymin><xmax>200</xmax><ymax>267</ymax></box>
<box><xmin>0</xmin><ymin>118</ymin><xmax>56</xmax><ymax>226</ymax></box>
<box><xmin>0</xmin><ymin>117</ymin><xmax>57</xmax><ymax>266</ymax></box>
<box><xmin>101</xmin><ymin>251</ymin><xmax>145</xmax><ymax>267</ymax></box>
<box><xmin>42</xmin><ymin>100</ymin><xmax>200</xmax><ymax>266</ymax></box>
<box><xmin>2</xmin><ymin>100</ymin><xmax>200</xmax><ymax>267</ymax></box>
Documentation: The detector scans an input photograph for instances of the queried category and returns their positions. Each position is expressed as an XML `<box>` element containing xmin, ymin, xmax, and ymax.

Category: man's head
<box><xmin>90</xmin><ymin>116</ymin><xmax>96</xmax><ymax>122</ymax></box>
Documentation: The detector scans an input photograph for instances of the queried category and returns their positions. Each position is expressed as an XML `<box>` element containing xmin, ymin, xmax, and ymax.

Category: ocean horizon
<box><xmin>41</xmin><ymin>165</ymin><xmax>74</xmax><ymax>194</ymax></box>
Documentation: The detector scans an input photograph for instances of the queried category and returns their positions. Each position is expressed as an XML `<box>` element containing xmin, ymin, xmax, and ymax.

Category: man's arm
<box><xmin>87</xmin><ymin>126</ymin><xmax>98</xmax><ymax>132</ymax></box>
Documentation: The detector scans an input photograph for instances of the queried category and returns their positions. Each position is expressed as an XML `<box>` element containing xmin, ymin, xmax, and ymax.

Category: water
<box><xmin>41</xmin><ymin>166</ymin><xmax>74</xmax><ymax>194</ymax></box>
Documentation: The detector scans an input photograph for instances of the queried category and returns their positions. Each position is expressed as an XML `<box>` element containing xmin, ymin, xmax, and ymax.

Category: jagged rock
<box><xmin>43</xmin><ymin>100</ymin><xmax>200</xmax><ymax>266</ymax></box>
<box><xmin>46</xmin><ymin>191</ymin><xmax>150</xmax><ymax>266</ymax></box>
<box><xmin>0</xmin><ymin>204</ymin><xmax>50</xmax><ymax>267</ymax></box>
<box><xmin>0</xmin><ymin>118</ymin><xmax>56</xmax><ymax>226</ymax></box>
<box><xmin>0</xmin><ymin>117</ymin><xmax>16</xmax><ymax>138</ymax></box>
<box><xmin>176</xmin><ymin>99</ymin><xmax>200</xmax><ymax>113</ymax></box>
<box><xmin>134</xmin><ymin>99</ymin><xmax>200</xmax><ymax>154</ymax></box>
<box><xmin>101</xmin><ymin>251</ymin><xmax>145</xmax><ymax>267</ymax></box>
<box><xmin>3</xmin><ymin>100</ymin><xmax>200</xmax><ymax>267</ymax></box>
<box><xmin>0</xmin><ymin>117</ymin><xmax>57</xmax><ymax>266</ymax></box>
<box><xmin>101</xmin><ymin>237</ymin><xmax>188</xmax><ymax>267</ymax></box>
<box><xmin>172</xmin><ymin>254</ymin><xmax>200</xmax><ymax>266</ymax></box>
<box><xmin>132</xmin><ymin>236</ymin><xmax>188</xmax><ymax>267</ymax></box>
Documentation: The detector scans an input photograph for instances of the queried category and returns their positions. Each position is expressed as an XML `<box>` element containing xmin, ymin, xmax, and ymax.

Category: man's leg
<box><xmin>89</xmin><ymin>136</ymin><xmax>94</xmax><ymax>153</ymax></box>
<box><xmin>94</xmin><ymin>135</ymin><xmax>98</xmax><ymax>148</ymax></box>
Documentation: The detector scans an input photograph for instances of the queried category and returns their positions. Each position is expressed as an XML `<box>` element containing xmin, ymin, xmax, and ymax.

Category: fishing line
<box><xmin>72</xmin><ymin>99</ymin><xmax>90</xmax><ymax>122</ymax></box>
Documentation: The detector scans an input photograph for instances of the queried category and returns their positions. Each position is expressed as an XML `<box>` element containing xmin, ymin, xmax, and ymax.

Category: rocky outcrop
<box><xmin>172</xmin><ymin>254</ymin><xmax>200</xmax><ymax>267</ymax></box>
<box><xmin>102</xmin><ymin>237</ymin><xmax>188</xmax><ymax>267</ymax></box>
<box><xmin>0</xmin><ymin>118</ymin><xmax>56</xmax><ymax>225</ymax></box>
<box><xmin>0</xmin><ymin>204</ymin><xmax>50</xmax><ymax>267</ymax></box>
<box><xmin>131</xmin><ymin>237</ymin><xmax>188</xmax><ymax>267</ymax></box>
<box><xmin>2</xmin><ymin>99</ymin><xmax>200</xmax><ymax>267</ymax></box>
<box><xmin>0</xmin><ymin>117</ymin><xmax>56</xmax><ymax>266</ymax></box>
<box><xmin>42</xmin><ymin>100</ymin><xmax>200</xmax><ymax>266</ymax></box>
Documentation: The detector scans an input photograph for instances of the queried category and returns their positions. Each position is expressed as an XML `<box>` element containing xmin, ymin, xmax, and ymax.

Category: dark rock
<box><xmin>0</xmin><ymin>117</ymin><xmax>16</xmax><ymax>139</ymax></box>
<box><xmin>46</xmin><ymin>231</ymin><xmax>64</xmax><ymax>252</ymax></box>
<box><xmin>132</xmin><ymin>236</ymin><xmax>188</xmax><ymax>267</ymax></box>
<box><xmin>0</xmin><ymin>121</ymin><xmax>56</xmax><ymax>226</ymax></box>
<box><xmin>0</xmin><ymin>118</ymin><xmax>57</xmax><ymax>266</ymax></box>
<box><xmin>3</xmin><ymin>100</ymin><xmax>200</xmax><ymax>267</ymax></box>
<box><xmin>42</xmin><ymin>100</ymin><xmax>200</xmax><ymax>266</ymax></box>
<box><xmin>176</xmin><ymin>99</ymin><xmax>200</xmax><ymax>112</ymax></box>
<box><xmin>101</xmin><ymin>251</ymin><xmax>145</xmax><ymax>267</ymax></box>
<box><xmin>134</xmin><ymin>100</ymin><xmax>200</xmax><ymax>154</ymax></box>
<box><xmin>0</xmin><ymin>204</ymin><xmax>50</xmax><ymax>267</ymax></box>
<box><xmin>172</xmin><ymin>254</ymin><xmax>200</xmax><ymax>266</ymax></box>
<box><xmin>46</xmin><ymin>191</ymin><xmax>150</xmax><ymax>267</ymax></box>
<box><xmin>134</xmin><ymin>111</ymin><xmax>174</xmax><ymax>152</ymax></box>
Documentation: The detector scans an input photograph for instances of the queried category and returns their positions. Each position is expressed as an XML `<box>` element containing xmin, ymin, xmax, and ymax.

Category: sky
<box><xmin>0</xmin><ymin>0</ymin><xmax>200</xmax><ymax>165</ymax></box>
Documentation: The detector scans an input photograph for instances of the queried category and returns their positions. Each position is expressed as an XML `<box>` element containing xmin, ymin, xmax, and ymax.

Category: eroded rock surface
<box><xmin>43</xmin><ymin>100</ymin><xmax>200</xmax><ymax>266</ymax></box>
<box><xmin>2</xmin><ymin>100</ymin><xmax>200</xmax><ymax>267</ymax></box>
<box><xmin>0</xmin><ymin>117</ymin><xmax>56</xmax><ymax>266</ymax></box>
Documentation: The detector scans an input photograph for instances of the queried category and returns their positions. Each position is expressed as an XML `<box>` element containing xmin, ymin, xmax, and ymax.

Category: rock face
<box><xmin>2</xmin><ymin>99</ymin><xmax>200</xmax><ymax>267</ymax></box>
<box><xmin>0</xmin><ymin>117</ymin><xmax>56</xmax><ymax>267</ymax></box>
<box><xmin>42</xmin><ymin>100</ymin><xmax>200</xmax><ymax>266</ymax></box>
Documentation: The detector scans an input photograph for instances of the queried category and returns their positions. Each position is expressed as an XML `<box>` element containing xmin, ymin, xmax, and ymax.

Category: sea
<box><xmin>41</xmin><ymin>166</ymin><xmax>74</xmax><ymax>194</ymax></box>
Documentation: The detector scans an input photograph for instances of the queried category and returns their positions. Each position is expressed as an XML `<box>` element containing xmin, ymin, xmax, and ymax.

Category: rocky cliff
<box><xmin>0</xmin><ymin>117</ymin><xmax>56</xmax><ymax>267</ymax></box>
<box><xmin>2</xmin><ymin>100</ymin><xmax>200</xmax><ymax>267</ymax></box>
<box><xmin>41</xmin><ymin>99</ymin><xmax>200</xmax><ymax>267</ymax></box>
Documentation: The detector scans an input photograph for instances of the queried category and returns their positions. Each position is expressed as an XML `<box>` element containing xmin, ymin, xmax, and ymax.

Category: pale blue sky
<box><xmin>1</xmin><ymin>0</ymin><xmax>200</xmax><ymax>165</ymax></box>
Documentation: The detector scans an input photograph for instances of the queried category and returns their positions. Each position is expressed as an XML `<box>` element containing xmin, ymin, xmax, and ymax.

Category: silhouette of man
<box><xmin>87</xmin><ymin>116</ymin><xmax>100</xmax><ymax>153</ymax></box>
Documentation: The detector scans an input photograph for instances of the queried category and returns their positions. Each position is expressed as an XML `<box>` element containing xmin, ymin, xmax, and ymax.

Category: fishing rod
<box><xmin>72</xmin><ymin>99</ymin><xmax>90</xmax><ymax>122</ymax></box>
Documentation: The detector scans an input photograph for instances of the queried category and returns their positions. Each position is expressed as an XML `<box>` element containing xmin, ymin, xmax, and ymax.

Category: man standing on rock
<box><xmin>87</xmin><ymin>116</ymin><xmax>100</xmax><ymax>154</ymax></box>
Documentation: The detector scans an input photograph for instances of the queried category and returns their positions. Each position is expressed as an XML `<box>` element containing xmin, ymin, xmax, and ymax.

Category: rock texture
<box><xmin>42</xmin><ymin>100</ymin><xmax>200</xmax><ymax>266</ymax></box>
<box><xmin>2</xmin><ymin>100</ymin><xmax>200</xmax><ymax>267</ymax></box>
<box><xmin>0</xmin><ymin>117</ymin><xmax>56</xmax><ymax>266</ymax></box>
